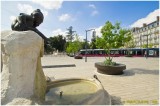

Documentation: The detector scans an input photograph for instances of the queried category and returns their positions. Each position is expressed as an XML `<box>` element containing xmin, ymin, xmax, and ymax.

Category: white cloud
<box><xmin>41</xmin><ymin>10</ymin><xmax>48</xmax><ymax>17</ymax></box>
<box><xmin>130</xmin><ymin>9</ymin><xmax>159</xmax><ymax>28</ymax></box>
<box><xmin>91</xmin><ymin>10</ymin><xmax>98</xmax><ymax>16</ymax></box>
<box><xmin>18</xmin><ymin>3</ymin><xmax>34</xmax><ymax>14</ymax></box>
<box><xmin>88</xmin><ymin>4</ymin><xmax>98</xmax><ymax>16</ymax></box>
<box><xmin>32</xmin><ymin>0</ymin><xmax>63</xmax><ymax>10</ymax></box>
<box><xmin>52</xmin><ymin>29</ymin><xmax>84</xmax><ymax>42</ymax></box>
<box><xmin>94</xmin><ymin>26</ymin><xmax>103</xmax><ymax>37</ymax></box>
<box><xmin>52</xmin><ymin>29</ymin><xmax>67</xmax><ymax>37</ymax></box>
<box><xmin>59</xmin><ymin>14</ymin><xmax>71</xmax><ymax>22</ymax></box>
<box><xmin>78</xmin><ymin>35</ymin><xmax>85</xmax><ymax>42</ymax></box>
<box><xmin>10</xmin><ymin>16</ymin><xmax>16</xmax><ymax>21</ymax></box>
<box><xmin>17</xmin><ymin>3</ymin><xmax>48</xmax><ymax>17</ymax></box>
<box><xmin>89</xmin><ymin>4</ymin><xmax>96</xmax><ymax>9</ymax></box>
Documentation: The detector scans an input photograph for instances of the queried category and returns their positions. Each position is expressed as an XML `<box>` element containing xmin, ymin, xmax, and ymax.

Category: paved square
<box><xmin>42</xmin><ymin>55</ymin><xmax>159</xmax><ymax>105</ymax></box>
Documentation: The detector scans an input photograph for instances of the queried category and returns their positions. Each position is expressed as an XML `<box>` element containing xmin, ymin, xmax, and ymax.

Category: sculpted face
<box><xmin>32</xmin><ymin>9</ymin><xmax>44</xmax><ymax>27</ymax></box>
<box><xmin>33</xmin><ymin>15</ymin><xmax>43</xmax><ymax>27</ymax></box>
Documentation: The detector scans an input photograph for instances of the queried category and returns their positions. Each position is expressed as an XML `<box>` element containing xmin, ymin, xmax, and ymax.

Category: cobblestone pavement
<box><xmin>42</xmin><ymin>55</ymin><xmax>159</xmax><ymax>105</ymax></box>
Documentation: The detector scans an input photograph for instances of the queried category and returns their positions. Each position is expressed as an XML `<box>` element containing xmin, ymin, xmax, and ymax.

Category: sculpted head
<box><xmin>31</xmin><ymin>9</ymin><xmax>44</xmax><ymax>27</ymax></box>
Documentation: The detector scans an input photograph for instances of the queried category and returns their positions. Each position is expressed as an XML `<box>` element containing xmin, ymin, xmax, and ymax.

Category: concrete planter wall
<box><xmin>95</xmin><ymin>62</ymin><xmax>126</xmax><ymax>75</ymax></box>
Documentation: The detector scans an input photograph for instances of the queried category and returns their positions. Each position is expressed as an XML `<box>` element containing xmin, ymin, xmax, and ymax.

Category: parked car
<box><xmin>74</xmin><ymin>55</ymin><xmax>83</xmax><ymax>59</ymax></box>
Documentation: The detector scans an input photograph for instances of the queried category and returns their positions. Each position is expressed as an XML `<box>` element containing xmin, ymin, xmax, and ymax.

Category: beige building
<box><xmin>132</xmin><ymin>16</ymin><xmax>159</xmax><ymax>48</ymax></box>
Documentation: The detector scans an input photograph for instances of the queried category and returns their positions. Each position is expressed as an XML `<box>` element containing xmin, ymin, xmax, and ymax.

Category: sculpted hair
<box><xmin>31</xmin><ymin>9</ymin><xmax>44</xmax><ymax>21</ymax></box>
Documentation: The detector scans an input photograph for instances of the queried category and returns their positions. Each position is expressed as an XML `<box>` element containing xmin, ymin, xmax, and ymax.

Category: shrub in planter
<box><xmin>95</xmin><ymin>62</ymin><xmax>126</xmax><ymax>75</ymax></box>
<box><xmin>95</xmin><ymin>21</ymin><xmax>132</xmax><ymax>75</ymax></box>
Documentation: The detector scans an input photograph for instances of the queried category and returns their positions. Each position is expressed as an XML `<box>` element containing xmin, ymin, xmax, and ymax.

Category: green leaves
<box><xmin>98</xmin><ymin>21</ymin><xmax>133</xmax><ymax>50</ymax></box>
<box><xmin>66</xmin><ymin>34</ymin><xmax>82</xmax><ymax>54</ymax></box>
<box><xmin>95</xmin><ymin>21</ymin><xmax>133</xmax><ymax>65</ymax></box>
<box><xmin>97</xmin><ymin>21</ymin><xmax>123</xmax><ymax>50</ymax></box>
<box><xmin>96</xmin><ymin>37</ymin><xmax>108</xmax><ymax>49</ymax></box>
<box><xmin>104</xmin><ymin>58</ymin><xmax>116</xmax><ymax>66</ymax></box>
<box><xmin>49</xmin><ymin>35</ymin><xmax>66</xmax><ymax>52</ymax></box>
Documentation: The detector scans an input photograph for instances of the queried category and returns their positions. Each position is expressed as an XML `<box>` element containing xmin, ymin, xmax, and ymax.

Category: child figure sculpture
<box><xmin>11</xmin><ymin>9</ymin><xmax>47</xmax><ymax>42</ymax></box>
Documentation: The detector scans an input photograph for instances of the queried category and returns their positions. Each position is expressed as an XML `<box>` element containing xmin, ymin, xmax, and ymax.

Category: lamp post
<box><xmin>144</xmin><ymin>34</ymin><xmax>148</xmax><ymax>58</ymax></box>
<box><xmin>140</xmin><ymin>35</ymin><xmax>143</xmax><ymax>56</ymax></box>
<box><xmin>85</xmin><ymin>29</ymin><xmax>96</xmax><ymax>62</ymax></box>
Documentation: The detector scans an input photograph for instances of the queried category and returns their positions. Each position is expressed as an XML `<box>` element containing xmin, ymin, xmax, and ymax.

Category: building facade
<box><xmin>131</xmin><ymin>16</ymin><xmax>159</xmax><ymax>48</ymax></box>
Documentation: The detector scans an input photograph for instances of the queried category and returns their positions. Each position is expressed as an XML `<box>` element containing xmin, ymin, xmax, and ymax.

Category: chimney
<box><xmin>157</xmin><ymin>16</ymin><xmax>159</xmax><ymax>21</ymax></box>
<box><xmin>143</xmin><ymin>23</ymin><xmax>147</xmax><ymax>27</ymax></box>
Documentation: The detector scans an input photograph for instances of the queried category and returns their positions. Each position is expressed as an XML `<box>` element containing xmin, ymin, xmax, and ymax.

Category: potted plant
<box><xmin>95</xmin><ymin>21</ymin><xmax>132</xmax><ymax>75</ymax></box>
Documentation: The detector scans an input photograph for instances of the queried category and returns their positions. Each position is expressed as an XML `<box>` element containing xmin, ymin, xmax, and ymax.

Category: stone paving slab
<box><xmin>42</xmin><ymin>55</ymin><xmax>159</xmax><ymax>105</ymax></box>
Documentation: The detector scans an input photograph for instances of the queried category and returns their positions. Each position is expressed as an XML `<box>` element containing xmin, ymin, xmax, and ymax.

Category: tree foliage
<box><xmin>66</xmin><ymin>34</ymin><xmax>82</xmax><ymax>55</ymax></box>
<box><xmin>95</xmin><ymin>21</ymin><xmax>133</xmax><ymax>65</ymax></box>
<box><xmin>96</xmin><ymin>21</ymin><xmax>121</xmax><ymax>50</ymax></box>
<box><xmin>48</xmin><ymin>35</ymin><xmax>66</xmax><ymax>52</ymax></box>
<box><xmin>141</xmin><ymin>43</ymin><xmax>153</xmax><ymax>48</ymax></box>
<box><xmin>66</xmin><ymin>26</ymin><xmax>75</xmax><ymax>42</ymax></box>
<box><xmin>44</xmin><ymin>42</ymin><xmax>54</xmax><ymax>54</ymax></box>
<box><xmin>124</xmin><ymin>34</ymin><xmax>136</xmax><ymax>48</ymax></box>
<box><xmin>90</xmin><ymin>31</ymin><xmax>97</xmax><ymax>49</ymax></box>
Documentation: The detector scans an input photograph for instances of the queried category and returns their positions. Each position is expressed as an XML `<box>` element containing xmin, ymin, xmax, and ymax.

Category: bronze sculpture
<box><xmin>11</xmin><ymin>9</ymin><xmax>47</xmax><ymax>42</ymax></box>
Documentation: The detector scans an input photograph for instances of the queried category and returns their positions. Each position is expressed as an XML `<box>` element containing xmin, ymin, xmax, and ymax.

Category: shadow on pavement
<box><xmin>120</xmin><ymin>68</ymin><xmax>159</xmax><ymax>77</ymax></box>
<box><xmin>110</xmin><ymin>95</ymin><xmax>123</xmax><ymax>105</ymax></box>
<box><xmin>42</xmin><ymin>64</ymin><xmax>76</xmax><ymax>68</ymax></box>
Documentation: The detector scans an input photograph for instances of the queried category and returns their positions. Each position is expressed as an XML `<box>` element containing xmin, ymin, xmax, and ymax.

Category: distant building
<box><xmin>131</xmin><ymin>16</ymin><xmax>159</xmax><ymax>48</ymax></box>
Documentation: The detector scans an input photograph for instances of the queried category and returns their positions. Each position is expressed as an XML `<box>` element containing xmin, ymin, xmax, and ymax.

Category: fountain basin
<box><xmin>44</xmin><ymin>78</ymin><xmax>111</xmax><ymax>105</ymax></box>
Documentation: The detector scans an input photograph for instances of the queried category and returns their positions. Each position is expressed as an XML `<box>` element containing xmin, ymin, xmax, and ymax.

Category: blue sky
<box><xmin>1</xmin><ymin>0</ymin><xmax>159</xmax><ymax>41</ymax></box>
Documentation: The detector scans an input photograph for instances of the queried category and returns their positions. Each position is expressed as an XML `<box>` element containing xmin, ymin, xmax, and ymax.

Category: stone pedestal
<box><xmin>1</xmin><ymin>30</ymin><xmax>47</xmax><ymax>105</ymax></box>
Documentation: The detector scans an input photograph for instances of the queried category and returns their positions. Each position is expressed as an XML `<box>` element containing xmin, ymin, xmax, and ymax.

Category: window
<box><xmin>149</xmin><ymin>50</ymin><xmax>154</xmax><ymax>56</ymax></box>
<box><xmin>154</xmin><ymin>23</ymin><xmax>157</xmax><ymax>27</ymax></box>
<box><xmin>144</xmin><ymin>28</ymin><xmax>146</xmax><ymax>31</ymax></box>
<box><xmin>149</xmin><ymin>24</ymin><xmax>152</xmax><ymax>29</ymax></box>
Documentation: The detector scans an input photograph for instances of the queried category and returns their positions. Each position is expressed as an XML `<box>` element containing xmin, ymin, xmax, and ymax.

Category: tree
<box><xmin>66</xmin><ymin>42</ymin><xmax>73</xmax><ymax>54</ymax></box>
<box><xmin>66</xmin><ymin>34</ymin><xmax>82</xmax><ymax>55</ymax></box>
<box><xmin>90</xmin><ymin>31</ymin><xmax>97</xmax><ymax>49</ymax></box>
<box><xmin>141</xmin><ymin>44</ymin><xmax>147</xmax><ymax>48</ymax></box>
<box><xmin>44</xmin><ymin>42</ymin><xmax>54</xmax><ymax>54</ymax></box>
<box><xmin>124</xmin><ymin>35</ymin><xmax>136</xmax><ymax>48</ymax></box>
<box><xmin>142</xmin><ymin>43</ymin><xmax>153</xmax><ymax>48</ymax></box>
<box><xmin>96</xmin><ymin>21</ymin><xmax>132</xmax><ymax>65</ymax></box>
<box><xmin>81</xmin><ymin>41</ymin><xmax>89</xmax><ymax>49</ymax></box>
<box><xmin>66</xmin><ymin>26</ymin><xmax>76</xmax><ymax>42</ymax></box>
<box><xmin>148</xmin><ymin>43</ymin><xmax>153</xmax><ymax>48</ymax></box>
<box><xmin>49</xmin><ymin>35</ymin><xmax>66</xmax><ymax>52</ymax></box>
<box><xmin>119</xmin><ymin>29</ymin><xmax>135</xmax><ymax>55</ymax></box>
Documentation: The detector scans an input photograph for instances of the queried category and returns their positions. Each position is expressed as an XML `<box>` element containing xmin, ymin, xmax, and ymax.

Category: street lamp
<box><xmin>143</xmin><ymin>34</ymin><xmax>149</xmax><ymax>58</ymax></box>
<box><xmin>85</xmin><ymin>29</ymin><xmax>96</xmax><ymax>62</ymax></box>
<box><xmin>140</xmin><ymin>35</ymin><xmax>143</xmax><ymax>56</ymax></box>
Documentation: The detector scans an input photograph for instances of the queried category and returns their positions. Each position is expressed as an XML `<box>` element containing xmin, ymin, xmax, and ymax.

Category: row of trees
<box><xmin>44</xmin><ymin>22</ymin><xmax>136</xmax><ymax>54</ymax></box>
<box><xmin>44</xmin><ymin>35</ymin><xmax>66</xmax><ymax>54</ymax></box>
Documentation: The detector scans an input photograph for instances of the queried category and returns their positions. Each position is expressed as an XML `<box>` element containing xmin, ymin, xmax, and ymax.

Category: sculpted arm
<box><xmin>27</xmin><ymin>27</ymin><xmax>48</xmax><ymax>43</ymax></box>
